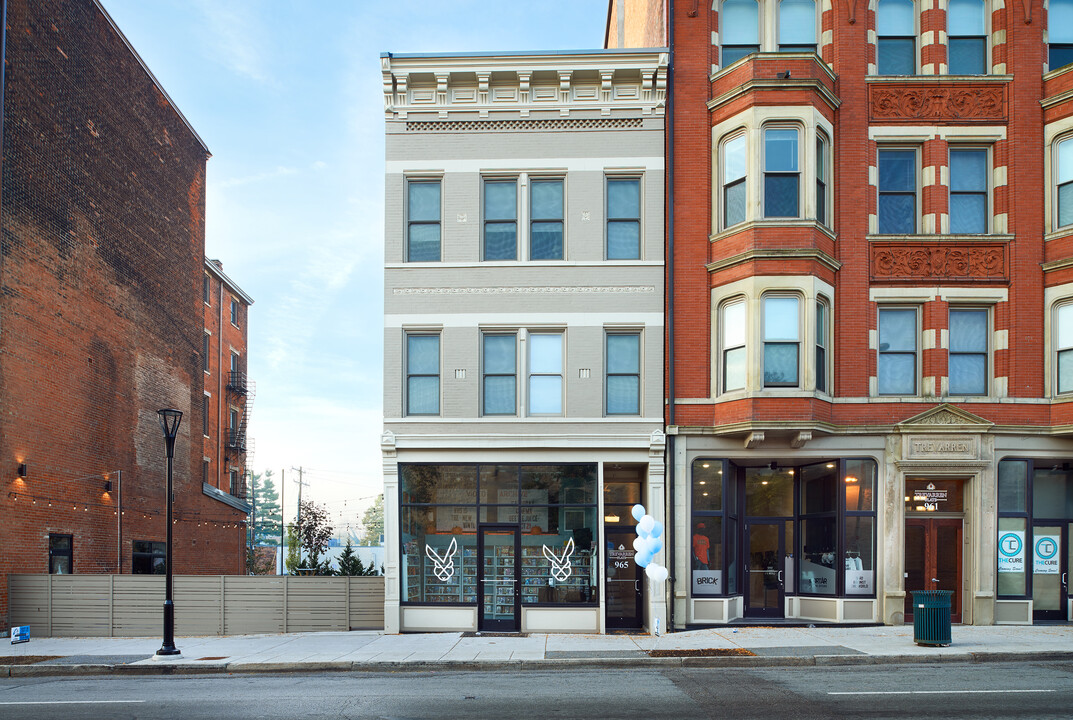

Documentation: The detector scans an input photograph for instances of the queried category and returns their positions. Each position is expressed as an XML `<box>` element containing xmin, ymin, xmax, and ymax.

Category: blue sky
<box><xmin>99</xmin><ymin>0</ymin><xmax>611</xmax><ymax>534</ymax></box>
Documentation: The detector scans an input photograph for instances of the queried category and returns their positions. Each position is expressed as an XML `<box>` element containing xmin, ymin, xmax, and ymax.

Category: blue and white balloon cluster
<box><xmin>631</xmin><ymin>504</ymin><xmax>669</xmax><ymax>583</ymax></box>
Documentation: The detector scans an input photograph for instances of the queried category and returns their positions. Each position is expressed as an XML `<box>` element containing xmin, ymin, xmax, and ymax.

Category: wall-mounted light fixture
<box><xmin>16</xmin><ymin>463</ymin><xmax>27</xmax><ymax>479</ymax></box>
<box><xmin>103</xmin><ymin>481</ymin><xmax>113</xmax><ymax>492</ymax></box>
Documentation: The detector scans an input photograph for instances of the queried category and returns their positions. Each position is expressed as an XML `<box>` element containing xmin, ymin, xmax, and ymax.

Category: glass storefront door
<box><xmin>745</xmin><ymin>521</ymin><xmax>785</xmax><ymax>617</ymax></box>
<box><xmin>605</xmin><ymin>529</ymin><xmax>643</xmax><ymax>628</ymax></box>
<box><xmin>479</xmin><ymin>526</ymin><xmax>519</xmax><ymax>632</ymax></box>
<box><xmin>904</xmin><ymin>518</ymin><xmax>962</xmax><ymax>622</ymax></box>
<box><xmin>1032</xmin><ymin>524</ymin><xmax>1068</xmax><ymax>622</ymax></box>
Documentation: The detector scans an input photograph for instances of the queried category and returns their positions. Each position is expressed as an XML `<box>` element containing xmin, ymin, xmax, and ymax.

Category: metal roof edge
<box><xmin>382</xmin><ymin>47</ymin><xmax>668</xmax><ymax>60</ymax></box>
<box><xmin>205</xmin><ymin>258</ymin><xmax>254</xmax><ymax>305</ymax></box>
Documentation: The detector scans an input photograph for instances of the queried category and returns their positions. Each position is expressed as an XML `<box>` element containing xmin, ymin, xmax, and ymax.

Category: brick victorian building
<box><xmin>610</xmin><ymin>0</ymin><xmax>1073</xmax><ymax>626</ymax></box>
<box><xmin>0</xmin><ymin>0</ymin><xmax>250</xmax><ymax>626</ymax></box>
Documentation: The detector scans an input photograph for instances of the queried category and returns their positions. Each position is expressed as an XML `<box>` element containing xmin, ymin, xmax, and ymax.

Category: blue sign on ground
<box><xmin>10</xmin><ymin>625</ymin><xmax>30</xmax><ymax>644</ymax></box>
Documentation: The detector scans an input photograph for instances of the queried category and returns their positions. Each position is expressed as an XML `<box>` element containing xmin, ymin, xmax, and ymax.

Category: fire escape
<box><xmin>224</xmin><ymin>369</ymin><xmax>255</xmax><ymax>498</ymax></box>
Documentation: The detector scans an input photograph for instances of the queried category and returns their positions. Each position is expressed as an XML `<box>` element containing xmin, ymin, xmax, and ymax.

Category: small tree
<box><xmin>360</xmin><ymin>494</ymin><xmax>384</xmax><ymax>546</ymax></box>
<box><xmin>248</xmin><ymin>470</ymin><xmax>283</xmax><ymax>545</ymax></box>
<box><xmin>284</xmin><ymin>523</ymin><xmax>301</xmax><ymax>574</ymax></box>
<box><xmin>338</xmin><ymin>539</ymin><xmax>379</xmax><ymax>576</ymax></box>
<box><xmin>297</xmin><ymin>499</ymin><xmax>333</xmax><ymax>570</ymax></box>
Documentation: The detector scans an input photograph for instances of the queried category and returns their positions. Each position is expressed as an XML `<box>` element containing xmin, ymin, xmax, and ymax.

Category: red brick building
<box><xmin>610</xmin><ymin>0</ymin><xmax>1073</xmax><ymax>626</ymax></box>
<box><xmin>202</xmin><ymin>259</ymin><xmax>254</xmax><ymax>502</ymax></box>
<box><xmin>0</xmin><ymin>0</ymin><xmax>248</xmax><ymax>626</ymax></box>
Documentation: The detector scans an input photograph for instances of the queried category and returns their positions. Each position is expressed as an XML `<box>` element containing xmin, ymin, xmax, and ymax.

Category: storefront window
<box><xmin>745</xmin><ymin>467</ymin><xmax>793</xmax><ymax>516</ymax></box>
<box><xmin>844</xmin><ymin>517</ymin><xmax>874</xmax><ymax>595</ymax></box>
<box><xmin>400</xmin><ymin>463</ymin><xmax>597</xmax><ymax>606</ymax></box>
<box><xmin>844</xmin><ymin>459</ymin><xmax>876</xmax><ymax>512</ymax></box>
<box><xmin>692</xmin><ymin>459</ymin><xmax>727</xmax><ymax>595</ymax></box>
<box><xmin>800</xmin><ymin>517</ymin><xmax>836</xmax><ymax>594</ymax></box>
<box><xmin>998</xmin><ymin>460</ymin><xmax>1027</xmax><ymax>513</ymax></box>
<box><xmin>997</xmin><ymin>516</ymin><xmax>1027</xmax><ymax>595</ymax></box>
<box><xmin>1033</xmin><ymin>466</ymin><xmax>1073</xmax><ymax>519</ymax></box>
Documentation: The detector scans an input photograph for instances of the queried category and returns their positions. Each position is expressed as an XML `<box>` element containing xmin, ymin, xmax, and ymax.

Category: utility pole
<box><xmin>279</xmin><ymin>469</ymin><xmax>285</xmax><ymax>574</ymax></box>
<box><xmin>292</xmin><ymin>467</ymin><xmax>310</xmax><ymax>567</ymax></box>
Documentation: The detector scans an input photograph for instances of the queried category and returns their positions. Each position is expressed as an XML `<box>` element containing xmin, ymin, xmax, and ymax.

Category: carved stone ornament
<box><xmin>870</xmin><ymin>85</ymin><xmax>1006</xmax><ymax>123</ymax></box>
<box><xmin>871</xmin><ymin>244</ymin><xmax>1006</xmax><ymax>282</ymax></box>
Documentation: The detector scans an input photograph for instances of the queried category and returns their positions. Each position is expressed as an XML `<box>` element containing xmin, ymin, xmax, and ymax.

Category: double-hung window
<box><xmin>778</xmin><ymin>0</ymin><xmax>817</xmax><ymax>52</ymax></box>
<box><xmin>607</xmin><ymin>178</ymin><xmax>641</xmax><ymax>259</ymax></box>
<box><xmin>606</xmin><ymin>333</ymin><xmax>641</xmax><ymax>415</ymax></box>
<box><xmin>878</xmin><ymin>307</ymin><xmax>918</xmax><ymax>395</ymax></box>
<box><xmin>1050</xmin><ymin>0</ymin><xmax>1073</xmax><ymax>71</ymax></box>
<box><xmin>763</xmin><ymin>295</ymin><xmax>800</xmax><ymax>387</ymax></box>
<box><xmin>528</xmin><ymin>333</ymin><xmax>563</xmax><ymax>415</ymax></box>
<box><xmin>484</xmin><ymin>179</ymin><xmax>518</xmax><ymax>260</ymax></box>
<box><xmin>723</xmin><ymin>134</ymin><xmax>748</xmax><ymax>228</ymax></box>
<box><xmin>722</xmin><ymin>299</ymin><xmax>747</xmax><ymax>392</ymax></box>
<box><xmin>816</xmin><ymin>299</ymin><xmax>829</xmax><ymax>393</ymax></box>
<box><xmin>948</xmin><ymin>0</ymin><xmax>986</xmax><ymax>74</ymax></box>
<box><xmin>530</xmin><ymin>179</ymin><xmax>564</xmax><ymax>260</ymax></box>
<box><xmin>1056</xmin><ymin>303</ymin><xmax>1073</xmax><ymax>394</ymax></box>
<box><xmin>203</xmin><ymin>274</ymin><xmax>211</xmax><ymax>304</ymax></box>
<box><xmin>816</xmin><ymin>135</ymin><xmax>829</xmax><ymax>226</ymax></box>
<box><xmin>764</xmin><ymin>127</ymin><xmax>800</xmax><ymax>218</ymax></box>
<box><xmin>949</xmin><ymin>148</ymin><xmax>988</xmax><ymax>233</ymax></box>
<box><xmin>230</xmin><ymin>298</ymin><xmax>239</xmax><ymax>326</ymax></box>
<box><xmin>949</xmin><ymin>308</ymin><xmax>988</xmax><ymax>395</ymax></box>
<box><xmin>406</xmin><ymin>334</ymin><xmax>440</xmax><ymax>415</ymax></box>
<box><xmin>1058</xmin><ymin>136</ymin><xmax>1073</xmax><ymax>230</ymax></box>
<box><xmin>877</xmin><ymin>0</ymin><xmax>916</xmax><ymax>75</ymax></box>
<box><xmin>482</xmin><ymin>333</ymin><xmax>517</xmax><ymax>415</ymax></box>
<box><xmin>407</xmin><ymin>180</ymin><xmax>441</xmax><ymax>262</ymax></box>
<box><xmin>202</xmin><ymin>393</ymin><xmax>210</xmax><ymax>437</ymax></box>
<box><xmin>721</xmin><ymin>0</ymin><xmax>760</xmax><ymax>65</ymax></box>
<box><xmin>878</xmin><ymin>148</ymin><xmax>917</xmax><ymax>234</ymax></box>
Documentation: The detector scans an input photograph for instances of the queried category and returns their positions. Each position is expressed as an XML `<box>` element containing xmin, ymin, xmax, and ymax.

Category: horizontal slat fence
<box><xmin>7</xmin><ymin>575</ymin><xmax>384</xmax><ymax>637</ymax></box>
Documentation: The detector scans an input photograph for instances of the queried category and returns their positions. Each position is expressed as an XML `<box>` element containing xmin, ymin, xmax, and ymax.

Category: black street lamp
<box><xmin>156</xmin><ymin>408</ymin><xmax>182</xmax><ymax>657</ymax></box>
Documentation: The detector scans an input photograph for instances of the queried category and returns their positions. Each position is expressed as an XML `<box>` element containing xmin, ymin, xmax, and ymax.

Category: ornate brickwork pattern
<box><xmin>870</xmin><ymin>244</ymin><xmax>1007</xmax><ymax>281</ymax></box>
<box><xmin>869</xmin><ymin>85</ymin><xmax>1006</xmax><ymax>123</ymax></box>
<box><xmin>406</xmin><ymin>118</ymin><xmax>643</xmax><ymax>132</ymax></box>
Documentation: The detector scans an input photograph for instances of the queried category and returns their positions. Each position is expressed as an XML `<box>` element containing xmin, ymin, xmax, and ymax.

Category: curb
<box><xmin>4</xmin><ymin>650</ymin><xmax>1073</xmax><ymax>676</ymax></box>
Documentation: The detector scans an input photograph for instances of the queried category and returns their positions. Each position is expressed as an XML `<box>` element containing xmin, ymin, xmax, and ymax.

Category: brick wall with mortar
<box><xmin>619</xmin><ymin>0</ymin><xmax>1072</xmax><ymax>434</ymax></box>
<box><xmin>0</xmin><ymin>0</ymin><xmax>246</xmax><ymax>628</ymax></box>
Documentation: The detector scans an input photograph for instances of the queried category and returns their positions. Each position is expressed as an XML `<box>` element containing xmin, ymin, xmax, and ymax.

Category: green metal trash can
<box><xmin>912</xmin><ymin>590</ymin><xmax>952</xmax><ymax>647</ymax></box>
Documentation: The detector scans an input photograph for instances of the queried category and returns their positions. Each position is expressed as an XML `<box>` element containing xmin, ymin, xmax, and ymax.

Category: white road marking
<box><xmin>0</xmin><ymin>700</ymin><xmax>146</xmax><ymax>705</ymax></box>
<box><xmin>828</xmin><ymin>690</ymin><xmax>1055</xmax><ymax>696</ymax></box>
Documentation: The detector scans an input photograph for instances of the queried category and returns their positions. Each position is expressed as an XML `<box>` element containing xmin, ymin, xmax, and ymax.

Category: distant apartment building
<box><xmin>0</xmin><ymin>0</ymin><xmax>248</xmax><ymax>626</ymax></box>
<box><xmin>202</xmin><ymin>258</ymin><xmax>255</xmax><ymax>503</ymax></box>
<box><xmin>610</xmin><ymin>0</ymin><xmax>1073</xmax><ymax>626</ymax></box>
<box><xmin>381</xmin><ymin>49</ymin><xmax>668</xmax><ymax>633</ymax></box>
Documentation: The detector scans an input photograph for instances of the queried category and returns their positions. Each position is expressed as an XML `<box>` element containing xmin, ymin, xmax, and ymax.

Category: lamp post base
<box><xmin>152</xmin><ymin>649</ymin><xmax>183</xmax><ymax>660</ymax></box>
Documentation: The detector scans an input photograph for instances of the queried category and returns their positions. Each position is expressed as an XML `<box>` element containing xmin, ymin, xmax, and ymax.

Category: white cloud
<box><xmin>213</xmin><ymin>165</ymin><xmax>298</xmax><ymax>190</ymax></box>
<box><xmin>193</xmin><ymin>0</ymin><xmax>271</xmax><ymax>83</ymax></box>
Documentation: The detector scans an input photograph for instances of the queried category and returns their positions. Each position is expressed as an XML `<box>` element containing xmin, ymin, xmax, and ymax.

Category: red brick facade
<box><xmin>0</xmin><ymin>0</ymin><xmax>246</xmax><ymax>628</ymax></box>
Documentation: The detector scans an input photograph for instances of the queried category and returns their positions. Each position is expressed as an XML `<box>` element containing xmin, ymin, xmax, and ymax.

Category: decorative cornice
<box><xmin>382</xmin><ymin>51</ymin><xmax>668</xmax><ymax>118</ymax></box>
<box><xmin>1042</xmin><ymin>257</ymin><xmax>1073</xmax><ymax>273</ymax></box>
<box><xmin>706</xmin><ymin>248</ymin><xmax>842</xmax><ymax>274</ymax></box>
<box><xmin>712</xmin><ymin>220</ymin><xmax>838</xmax><ymax>244</ymax></box>
<box><xmin>1041</xmin><ymin>87</ymin><xmax>1073</xmax><ymax>110</ymax></box>
<box><xmin>708</xmin><ymin>78</ymin><xmax>841</xmax><ymax>112</ymax></box>
<box><xmin>392</xmin><ymin>285</ymin><xmax>657</xmax><ymax>296</ymax></box>
<box><xmin>895</xmin><ymin>403</ymin><xmax>994</xmax><ymax>431</ymax></box>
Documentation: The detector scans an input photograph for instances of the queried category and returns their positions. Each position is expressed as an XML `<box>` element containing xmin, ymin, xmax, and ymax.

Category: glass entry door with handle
<box><xmin>745</xmin><ymin>521</ymin><xmax>785</xmax><ymax>617</ymax></box>
<box><xmin>479</xmin><ymin>526</ymin><xmax>520</xmax><ymax>632</ymax></box>
<box><xmin>605</xmin><ymin>529</ymin><xmax>643</xmax><ymax>628</ymax></box>
<box><xmin>1032</xmin><ymin>524</ymin><xmax>1069</xmax><ymax>623</ymax></box>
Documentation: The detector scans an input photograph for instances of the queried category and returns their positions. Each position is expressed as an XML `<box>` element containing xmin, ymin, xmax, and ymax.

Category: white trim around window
<box><xmin>717</xmin><ymin>0</ymin><xmax>820</xmax><ymax>68</ymax></box>
<box><xmin>712</xmin><ymin>106</ymin><xmax>833</xmax><ymax>233</ymax></box>
<box><xmin>876</xmin><ymin>306</ymin><xmax>919</xmax><ymax>396</ymax></box>
<box><xmin>712</xmin><ymin>276</ymin><xmax>834</xmax><ymax>397</ymax></box>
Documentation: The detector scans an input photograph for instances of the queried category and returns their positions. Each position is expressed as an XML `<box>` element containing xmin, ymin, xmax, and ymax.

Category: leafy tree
<box><xmin>248</xmin><ymin>470</ymin><xmax>283</xmax><ymax>545</ymax></box>
<box><xmin>360</xmin><ymin>494</ymin><xmax>384</xmax><ymax>546</ymax></box>
<box><xmin>285</xmin><ymin>523</ymin><xmax>301</xmax><ymax>574</ymax></box>
<box><xmin>297</xmin><ymin>498</ymin><xmax>334</xmax><ymax>569</ymax></box>
<box><xmin>246</xmin><ymin>545</ymin><xmax>275</xmax><ymax>575</ymax></box>
<box><xmin>338</xmin><ymin>539</ymin><xmax>379</xmax><ymax>576</ymax></box>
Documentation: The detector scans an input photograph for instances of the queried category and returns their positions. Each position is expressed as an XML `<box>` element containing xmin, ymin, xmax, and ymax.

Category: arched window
<box><xmin>1050</xmin><ymin>0</ymin><xmax>1073</xmax><ymax>71</ymax></box>
<box><xmin>877</xmin><ymin>0</ymin><xmax>915</xmax><ymax>75</ymax></box>
<box><xmin>722</xmin><ymin>133</ymin><xmax>749</xmax><ymax>228</ymax></box>
<box><xmin>948</xmin><ymin>0</ymin><xmax>986</xmax><ymax>74</ymax></box>
<box><xmin>1059</xmin><ymin>136</ymin><xmax>1073</xmax><ymax>230</ymax></box>
<box><xmin>722</xmin><ymin>0</ymin><xmax>760</xmax><ymax>66</ymax></box>
<box><xmin>721</xmin><ymin>298</ymin><xmax>748</xmax><ymax>392</ymax></box>
<box><xmin>778</xmin><ymin>0</ymin><xmax>816</xmax><ymax>53</ymax></box>
<box><xmin>763</xmin><ymin>126</ymin><xmax>801</xmax><ymax>218</ymax></box>
<box><xmin>762</xmin><ymin>294</ymin><xmax>801</xmax><ymax>387</ymax></box>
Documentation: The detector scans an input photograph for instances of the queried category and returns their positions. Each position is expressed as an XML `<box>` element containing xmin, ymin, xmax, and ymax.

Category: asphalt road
<box><xmin>1</xmin><ymin>662</ymin><xmax>1071</xmax><ymax>719</ymax></box>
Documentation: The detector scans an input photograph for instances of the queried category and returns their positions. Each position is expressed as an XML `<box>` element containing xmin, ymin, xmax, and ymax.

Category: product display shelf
<box><xmin>519</xmin><ymin>544</ymin><xmax>591</xmax><ymax>603</ymax></box>
<box><xmin>483</xmin><ymin>543</ymin><xmax>515</xmax><ymax>618</ymax></box>
<box><xmin>406</xmin><ymin>543</ymin><xmax>477</xmax><ymax>603</ymax></box>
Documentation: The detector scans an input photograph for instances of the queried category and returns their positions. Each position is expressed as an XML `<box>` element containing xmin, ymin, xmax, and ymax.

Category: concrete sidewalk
<box><xmin>2</xmin><ymin>624</ymin><xmax>1072</xmax><ymax>676</ymax></box>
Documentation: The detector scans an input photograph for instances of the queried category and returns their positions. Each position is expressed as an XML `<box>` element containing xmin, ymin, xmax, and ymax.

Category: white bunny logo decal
<box><xmin>543</xmin><ymin>538</ymin><xmax>575</xmax><ymax>582</ymax></box>
<box><xmin>426</xmin><ymin>538</ymin><xmax>458</xmax><ymax>581</ymax></box>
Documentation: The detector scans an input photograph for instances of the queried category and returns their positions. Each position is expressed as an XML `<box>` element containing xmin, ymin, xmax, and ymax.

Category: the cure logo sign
<box><xmin>1034</xmin><ymin>535</ymin><xmax>1060</xmax><ymax>575</ymax></box>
